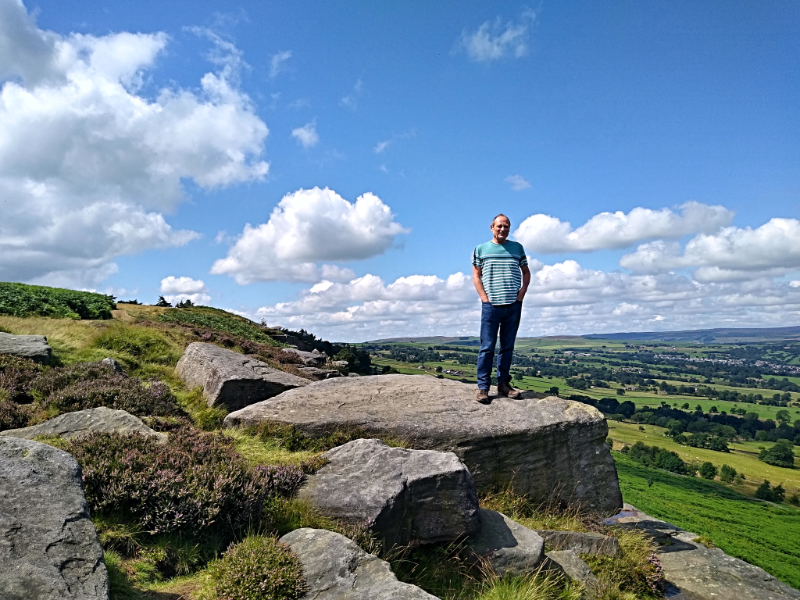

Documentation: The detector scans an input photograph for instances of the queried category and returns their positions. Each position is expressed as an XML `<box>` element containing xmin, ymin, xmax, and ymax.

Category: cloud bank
<box><xmin>0</xmin><ymin>0</ymin><xmax>269</xmax><ymax>287</ymax></box>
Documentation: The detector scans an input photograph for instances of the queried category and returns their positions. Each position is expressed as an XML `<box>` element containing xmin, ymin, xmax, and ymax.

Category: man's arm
<box><xmin>517</xmin><ymin>264</ymin><xmax>531</xmax><ymax>301</ymax></box>
<box><xmin>472</xmin><ymin>265</ymin><xmax>490</xmax><ymax>303</ymax></box>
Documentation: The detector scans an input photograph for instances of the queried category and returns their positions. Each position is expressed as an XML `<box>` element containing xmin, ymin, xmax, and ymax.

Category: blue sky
<box><xmin>1</xmin><ymin>0</ymin><xmax>799</xmax><ymax>340</ymax></box>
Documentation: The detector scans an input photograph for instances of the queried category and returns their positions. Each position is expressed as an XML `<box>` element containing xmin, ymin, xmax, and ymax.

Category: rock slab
<box><xmin>176</xmin><ymin>342</ymin><xmax>309</xmax><ymax>410</ymax></box>
<box><xmin>536</xmin><ymin>530</ymin><xmax>619</xmax><ymax>557</ymax></box>
<box><xmin>298</xmin><ymin>439</ymin><xmax>481</xmax><ymax>549</ymax></box>
<box><xmin>281</xmin><ymin>528</ymin><xmax>437</xmax><ymax>600</ymax></box>
<box><xmin>605</xmin><ymin>504</ymin><xmax>800</xmax><ymax>600</ymax></box>
<box><xmin>465</xmin><ymin>509</ymin><xmax>545</xmax><ymax>576</ymax></box>
<box><xmin>0</xmin><ymin>407</ymin><xmax>166</xmax><ymax>443</ymax></box>
<box><xmin>282</xmin><ymin>347</ymin><xmax>327</xmax><ymax>367</ymax></box>
<box><xmin>0</xmin><ymin>332</ymin><xmax>52</xmax><ymax>363</ymax></box>
<box><xmin>0</xmin><ymin>437</ymin><xmax>108</xmax><ymax>600</ymax></box>
<box><xmin>544</xmin><ymin>550</ymin><xmax>600</xmax><ymax>598</ymax></box>
<box><xmin>225</xmin><ymin>374</ymin><xmax>622</xmax><ymax>514</ymax></box>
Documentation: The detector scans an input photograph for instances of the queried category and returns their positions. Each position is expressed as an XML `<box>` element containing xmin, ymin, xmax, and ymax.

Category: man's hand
<box><xmin>472</xmin><ymin>265</ymin><xmax>490</xmax><ymax>303</ymax></box>
<box><xmin>517</xmin><ymin>264</ymin><xmax>531</xmax><ymax>302</ymax></box>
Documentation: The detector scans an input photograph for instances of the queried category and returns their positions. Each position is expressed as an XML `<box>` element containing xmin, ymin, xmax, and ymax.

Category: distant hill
<box><xmin>371</xmin><ymin>325</ymin><xmax>800</xmax><ymax>345</ymax></box>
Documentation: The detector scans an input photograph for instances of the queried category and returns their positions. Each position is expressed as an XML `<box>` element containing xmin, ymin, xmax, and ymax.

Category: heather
<box><xmin>157</xmin><ymin>306</ymin><xmax>281</xmax><ymax>347</ymax></box>
<box><xmin>0</xmin><ymin>281</ymin><xmax>115</xmax><ymax>319</ymax></box>
<box><xmin>67</xmin><ymin>426</ymin><xmax>304</xmax><ymax>537</ymax></box>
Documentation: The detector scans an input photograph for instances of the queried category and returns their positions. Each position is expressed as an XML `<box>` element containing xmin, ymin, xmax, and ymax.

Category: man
<box><xmin>472</xmin><ymin>214</ymin><xmax>531</xmax><ymax>403</ymax></box>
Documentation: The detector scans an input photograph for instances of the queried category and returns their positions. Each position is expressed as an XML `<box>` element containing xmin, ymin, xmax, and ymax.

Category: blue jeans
<box><xmin>477</xmin><ymin>301</ymin><xmax>522</xmax><ymax>390</ymax></box>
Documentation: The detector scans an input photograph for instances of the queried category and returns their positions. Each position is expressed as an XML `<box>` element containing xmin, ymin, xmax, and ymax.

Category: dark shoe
<box><xmin>476</xmin><ymin>389</ymin><xmax>490</xmax><ymax>404</ymax></box>
<box><xmin>497</xmin><ymin>382</ymin><xmax>522</xmax><ymax>399</ymax></box>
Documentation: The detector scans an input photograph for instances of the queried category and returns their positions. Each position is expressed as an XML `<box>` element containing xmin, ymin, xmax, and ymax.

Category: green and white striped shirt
<box><xmin>472</xmin><ymin>240</ymin><xmax>528</xmax><ymax>305</ymax></box>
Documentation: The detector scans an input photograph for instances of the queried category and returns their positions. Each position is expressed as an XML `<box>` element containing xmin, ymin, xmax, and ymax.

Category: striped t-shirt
<box><xmin>472</xmin><ymin>240</ymin><xmax>528</xmax><ymax>305</ymax></box>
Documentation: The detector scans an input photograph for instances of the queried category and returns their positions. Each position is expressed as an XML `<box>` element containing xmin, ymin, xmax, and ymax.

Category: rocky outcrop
<box><xmin>225</xmin><ymin>374</ymin><xmax>622</xmax><ymax>514</ymax></box>
<box><xmin>536</xmin><ymin>530</ymin><xmax>619</xmax><ymax>557</ymax></box>
<box><xmin>544</xmin><ymin>550</ymin><xmax>600</xmax><ymax>598</ymax></box>
<box><xmin>175</xmin><ymin>342</ymin><xmax>309</xmax><ymax>411</ymax></box>
<box><xmin>465</xmin><ymin>509</ymin><xmax>544</xmax><ymax>576</ymax></box>
<box><xmin>0</xmin><ymin>437</ymin><xmax>108</xmax><ymax>600</ymax></box>
<box><xmin>605</xmin><ymin>504</ymin><xmax>800</xmax><ymax>600</ymax></box>
<box><xmin>280</xmin><ymin>528</ymin><xmax>437</xmax><ymax>600</ymax></box>
<box><xmin>282</xmin><ymin>347</ymin><xmax>327</xmax><ymax>367</ymax></box>
<box><xmin>0</xmin><ymin>332</ymin><xmax>52</xmax><ymax>363</ymax></box>
<box><xmin>297</xmin><ymin>366</ymin><xmax>342</xmax><ymax>380</ymax></box>
<box><xmin>0</xmin><ymin>407</ymin><xmax>166</xmax><ymax>443</ymax></box>
<box><xmin>298</xmin><ymin>439</ymin><xmax>480</xmax><ymax>549</ymax></box>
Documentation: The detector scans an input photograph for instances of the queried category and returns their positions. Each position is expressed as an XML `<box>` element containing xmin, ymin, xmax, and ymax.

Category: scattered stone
<box><xmin>280</xmin><ymin>528</ymin><xmax>438</xmax><ymax>600</ymax></box>
<box><xmin>281</xmin><ymin>347</ymin><xmax>327</xmax><ymax>367</ymax></box>
<box><xmin>348</xmin><ymin>372</ymin><xmax>360</xmax><ymax>377</ymax></box>
<box><xmin>0</xmin><ymin>332</ymin><xmax>52</xmax><ymax>363</ymax></box>
<box><xmin>100</xmin><ymin>357</ymin><xmax>124</xmax><ymax>375</ymax></box>
<box><xmin>605</xmin><ymin>504</ymin><xmax>800</xmax><ymax>600</ymax></box>
<box><xmin>543</xmin><ymin>550</ymin><xmax>600</xmax><ymax>598</ymax></box>
<box><xmin>0</xmin><ymin>407</ymin><xmax>167</xmax><ymax>443</ymax></box>
<box><xmin>465</xmin><ymin>509</ymin><xmax>544</xmax><ymax>576</ymax></box>
<box><xmin>298</xmin><ymin>439</ymin><xmax>481</xmax><ymax>549</ymax></box>
<box><xmin>0</xmin><ymin>437</ymin><xmax>108</xmax><ymax>600</ymax></box>
<box><xmin>536</xmin><ymin>530</ymin><xmax>619</xmax><ymax>557</ymax></box>
<box><xmin>224</xmin><ymin>374</ymin><xmax>622</xmax><ymax>514</ymax></box>
<box><xmin>330</xmin><ymin>360</ymin><xmax>349</xmax><ymax>368</ymax></box>
<box><xmin>175</xmin><ymin>342</ymin><xmax>309</xmax><ymax>411</ymax></box>
<box><xmin>297</xmin><ymin>366</ymin><xmax>342</xmax><ymax>380</ymax></box>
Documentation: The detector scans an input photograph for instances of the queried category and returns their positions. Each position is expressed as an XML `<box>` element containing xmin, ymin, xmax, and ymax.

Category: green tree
<box><xmin>708</xmin><ymin>437</ymin><xmax>729</xmax><ymax>452</ymax></box>
<box><xmin>720</xmin><ymin>464</ymin><xmax>737</xmax><ymax>483</ymax></box>
<box><xmin>759</xmin><ymin>440</ymin><xmax>795</xmax><ymax>468</ymax></box>
<box><xmin>699</xmin><ymin>462</ymin><xmax>717</xmax><ymax>480</ymax></box>
<box><xmin>755</xmin><ymin>480</ymin><xmax>777</xmax><ymax>502</ymax></box>
<box><xmin>155</xmin><ymin>296</ymin><xmax>171</xmax><ymax>307</ymax></box>
<box><xmin>776</xmin><ymin>409</ymin><xmax>791</xmax><ymax>423</ymax></box>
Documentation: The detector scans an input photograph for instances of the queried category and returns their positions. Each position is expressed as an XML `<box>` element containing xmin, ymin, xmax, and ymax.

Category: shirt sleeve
<box><xmin>472</xmin><ymin>246</ymin><xmax>482</xmax><ymax>268</ymax></box>
<box><xmin>520</xmin><ymin>252</ymin><xmax>528</xmax><ymax>267</ymax></box>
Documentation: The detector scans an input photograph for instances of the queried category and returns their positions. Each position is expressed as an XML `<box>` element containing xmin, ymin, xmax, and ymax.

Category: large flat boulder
<box><xmin>0</xmin><ymin>437</ymin><xmax>108</xmax><ymax>600</ymax></box>
<box><xmin>536</xmin><ymin>530</ymin><xmax>619</xmax><ymax>556</ymax></box>
<box><xmin>0</xmin><ymin>407</ymin><xmax>166</xmax><ymax>443</ymax></box>
<box><xmin>298</xmin><ymin>439</ymin><xmax>480</xmax><ymax>549</ymax></box>
<box><xmin>465</xmin><ymin>509</ymin><xmax>545</xmax><ymax>576</ymax></box>
<box><xmin>280</xmin><ymin>528</ymin><xmax>437</xmax><ymax>600</ymax></box>
<box><xmin>282</xmin><ymin>347</ymin><xmax>327</xmax><ymax>367</ymax></box>
<box><xmin>225</xmin><ymin>374</ymin><xmax>622</xmax><ymax>514</ymax></box>
<box><xmin>0</xmin><ymin>332</ymin><xmax>52</xmax><ymax>363</ymax></box>
<box><xmin>605</xmin><ymin>504</ymin><xmax>800</xmax><ymax>600</ymax></box>
<box><xmin>176</xmin><ymin>342</ymin><xmax>310</xmax><ymax>411</ymax></box>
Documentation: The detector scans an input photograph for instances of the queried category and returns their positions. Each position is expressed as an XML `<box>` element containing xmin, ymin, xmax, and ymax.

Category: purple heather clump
<box><xmin>646</xmin><ymin>552</ymin><xmax>665</xmax><ymax>593</ymax></box>
<box><xmin>254</xmin><ymin>464</ymin><xmax>305</xmax><ymax>497</ymax></box>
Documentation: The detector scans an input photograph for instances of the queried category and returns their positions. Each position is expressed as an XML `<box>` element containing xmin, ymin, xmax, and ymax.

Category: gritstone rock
<box><xmin>536</xmin><ymin>530</ymin><xmax>619</xmax><ymax>556</ymax></box>
<box><xmin>298</xmin><ymin>438</ymin><xmax>480</xmax><ymax>548</ymax></box>
<box><xmin>0</xmin><ymin>437</ymin><xmax>108</xmax><ymax>600</ymax></box>
<box><xmin>0</xmin><ymin>407</ymin><xmax>166</xmax><ymax>443</ymax></box>
<box><xmin>465</xmin><ymin>509</ymin><xmax>545</xmax><ymax>576</ymax></box>
<box><xmin>0</xmin><ymin>332</ymin><xmax>52</xmax><ymax>364</ymax></box>
<box><xmin>297</xmin><ymin>366</ymin><xmax>342</xmax><ymax>380</ymax></box>
<box><xmin>605</xmin><ymin>504</ymin><xmax>800</xmax><ymax>600</ymax></box>
<box><xmin>175</xmin><ymin>342</ymin><xmax>309</xmax><ymax>410</ymax></box>
<box><xmin>224</xmin><ymin>374</ymin><xmax>622</xmax><ymax>514</ymax></box>
<box><xmin>280</xmin><ymin>528</ymin><xmax>438</xmax><ymax>600</ymax></box>
<box><xmin>100</xmin><ymin>357</ymin><xmax>124</xmax><ymax>375</ymax></box>
<box><xmin>281</xmin><ymin>347</ymin><xmax>327</xmax><ymax>367</ymax></box>
<box><xmin>543</xmin><ymin>550</ymin><xmax>601</xmax><ymax>598</ymax></box>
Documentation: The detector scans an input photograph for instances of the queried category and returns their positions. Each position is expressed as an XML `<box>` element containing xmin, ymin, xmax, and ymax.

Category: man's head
<box><xmin>490</xmin><ymin>214</ymin><xmax>511</xmax><ymax>244</ymax></box>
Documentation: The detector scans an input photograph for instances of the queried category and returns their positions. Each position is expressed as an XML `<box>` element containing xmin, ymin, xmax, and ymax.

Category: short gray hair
<box><xmin>491</xmin><ymin>213</ymin><xmax>510</xmax><ymax>226</ymax></box>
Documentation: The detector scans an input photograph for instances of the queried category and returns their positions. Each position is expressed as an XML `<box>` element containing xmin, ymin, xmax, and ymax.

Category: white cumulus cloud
<box><xmin>211</xmin><ymin>187</ymin><xmax>409</xmax><ymax>284</ymax></box>
<box><xmin>160</xmin><ymin>276</ymin><xmax>207</xmax><ymax>294</ymax></box>
<box><xmin>514</xmin><ymin>202</ymin><xmax>734</xmax><ymax>253</ymax></box>
<box><xmin>292</xmin><ymin>121</ymin><xmax>319</xmax><ymax>148</ymax></box>
<box><xmin>456</xmin><ymin>9</ymin><xmax>536</xmax><ymax>62</ymax></box>
<box><xmin>506</xmin><ymin>175</ymin><xmax>530</xmax><ymax>191</ymax></box>
<box><xmin>0</xmin><ymin>0</ymin><xmax>269</xmax><ymax>287</ymax></box>
<box><xmin>620</xmin><ymin>218</ymin><xmax>800</xmax><ymax>281</ymax></box>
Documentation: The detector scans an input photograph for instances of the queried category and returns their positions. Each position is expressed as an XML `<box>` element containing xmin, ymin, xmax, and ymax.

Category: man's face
<box><xmin>491</xmin><ymin>217</ymin><xmax>511</xmax><ymax>242</ymax></box>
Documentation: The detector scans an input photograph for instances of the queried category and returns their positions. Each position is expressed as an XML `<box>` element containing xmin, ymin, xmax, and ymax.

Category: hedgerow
<box><xmin>0</xmin><ymin>281</ymin><xmax>115</xmax><ymax>319</ymax></box>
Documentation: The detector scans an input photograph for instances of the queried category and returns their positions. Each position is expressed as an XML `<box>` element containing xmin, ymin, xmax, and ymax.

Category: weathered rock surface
<box><xmin>281</xmin><ymin>528</ymin><xmax>437</xmax><ymax>600</ymax></box>
<box><xmin>297</xmin><ymin>366</ymin><xmax>342</xmax><ymax>380</ymax></box>
<box><xmin>298</xmin><ymin>439</ymin><xmax>481</xmax><ymax>548</ymax></box>
<box><xmin>0</xmin><ymin>332</ymin><xmax>52</xmax><ymax>363</ymax></box>
<box><xmin>0</xmin><ymin>407</ymin><xmax>166</xmax><ymax>443</ymax></box>
<box><xmin>536</xmin><ymin>530</ymin><xmax>619</xmax><ymax>557</ymax></box>
<box><xmin>465</xmin><ymin>509</ymin><xmax>544</xmax><ymax>576</ymax></box>
<box><xmin>605</xmin><ymin>504</ymin><xmax>800</xmax><ymax>600</ymax></box>
<box><xmin>0</xmin><ymin>437</ymin><xmax>108</xmax><ymax>600</ymax></box>
<box><xmin>225</xmin><ymin>374</ymin><xmax>622</xmax><ymax>514</ymax></box>
<box><xmin>100</xmin><ymin>357</ymin><xmax>124</xmax><ymax>375</ymax></box>
<box><xmin>282</xmin><ymin>347</ymin><xmax>327</xmax><ymax>367</ymax></box>
<box><xmin>543</xmin><ymin>550</ymin><xmax>600</xmax><ymax>598</ymax></box>
<box><xmin>176</xmin><ymin>342</ymin><xmax>309</xmax><ymax>410</ymax></box>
